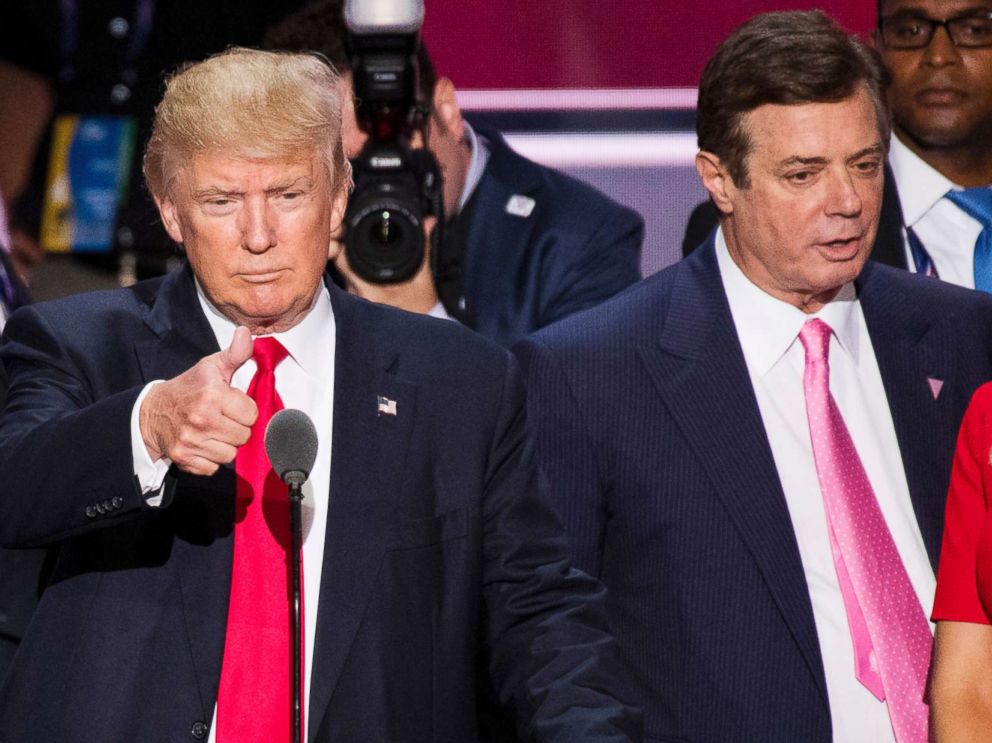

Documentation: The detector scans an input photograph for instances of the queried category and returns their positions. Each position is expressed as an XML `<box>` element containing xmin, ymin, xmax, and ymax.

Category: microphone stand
<box><xmin>286</xmin><ymin>473</ymin><xmax>305</xmax><ymax>743</ymax></box>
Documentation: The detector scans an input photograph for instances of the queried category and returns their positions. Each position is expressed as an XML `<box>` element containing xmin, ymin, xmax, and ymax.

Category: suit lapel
<box><xmin>463</xmin><ymin>133</ymin><xmax>542</xmax><ymax>330</ymax></box>
<box><xmin>133</xmin><ymin>264</ymin><xmax>234</xmax><ymax>720</ymax></box>
<box><xmin>637</xmin><ymin>241</ymin><xmax>829</xmax><ymax>707</ymax></box>
<box><xmin>134</xmin><ymin>263</ymin><xmax>220</xmax><ymax>381</ymax></box>
<box><xmin>858</xmin><ymin>263</ymin><xmax>954</xmax><ymax>569</ymax></box>
<box><xmin>308</xmin><ymin>289</ymin><xmax>418</xmax><ymax>741</ymax></box>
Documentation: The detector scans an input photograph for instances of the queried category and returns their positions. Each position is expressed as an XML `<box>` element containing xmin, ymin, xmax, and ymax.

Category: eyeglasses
<box><xmin>879</xmin><ymin>12</ymin><xmax>992</xmax><ymax>49</ymax></box>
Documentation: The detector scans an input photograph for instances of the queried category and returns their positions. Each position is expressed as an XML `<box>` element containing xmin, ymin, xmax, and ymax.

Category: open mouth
<box><xmin>817</xmin><ymin>236</ymin><xmax>863</xmax><ymax>257</ymax></box>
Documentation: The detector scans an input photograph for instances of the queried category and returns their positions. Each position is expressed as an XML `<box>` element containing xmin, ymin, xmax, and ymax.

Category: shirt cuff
<box><xmin>131</xmin><ymin>380</ymin><xmax>172</xmax><ymax>504</ymax></box>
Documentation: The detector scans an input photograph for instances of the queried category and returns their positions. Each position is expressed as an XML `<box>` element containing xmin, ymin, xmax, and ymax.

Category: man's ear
<box><xmin>155</xmin><ymin>194</ymin><xmax>185</xmax><ymax>245</ymax></box>
<box><xmin>330</xmin><ymin>183</ymin><xmax>348</xmax><ymax>230</ymax></box>
<box><xmin>431</xmin><ymin>77</ymin><xmax>464</xmax><ymax>141</ymax></box>
<box><xmin>695</xmin><ymin>151</ymin><xmax>736</xmax><ymax>215</ymax></box>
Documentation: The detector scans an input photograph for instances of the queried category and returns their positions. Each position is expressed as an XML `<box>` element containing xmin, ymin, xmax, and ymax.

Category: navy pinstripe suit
<box><xmin>514</xmin><ymin>236</ymin><xmax>992</xmax><ymax>741</ymax></box>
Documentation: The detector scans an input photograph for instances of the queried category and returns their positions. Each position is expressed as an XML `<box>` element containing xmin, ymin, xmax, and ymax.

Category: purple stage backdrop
<box><xmin>423</xmin><ymin>1</ymin><xmax>875</xmax><ymax>89</ymax></box>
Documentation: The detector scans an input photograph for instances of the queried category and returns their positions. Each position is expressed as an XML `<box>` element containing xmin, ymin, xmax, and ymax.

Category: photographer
<box><xmin>264</xmin><ymin>0</ymin><xmax>644</xmax><ymax>348</ymax></box>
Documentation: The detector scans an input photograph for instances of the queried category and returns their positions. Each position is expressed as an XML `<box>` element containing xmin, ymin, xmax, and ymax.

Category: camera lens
<box><xmin>371</xmin><ymin>211</ymin><xmax>401</xmax><ymax>248</ymax></box>
<box><xmin>346</xmin><ymin>200</ymin><xmax>423</xmax><ymax>283</ymax></box>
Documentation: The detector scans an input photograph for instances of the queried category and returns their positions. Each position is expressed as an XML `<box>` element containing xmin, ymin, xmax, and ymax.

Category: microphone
<box><xmin>264</xmin><ymin>409</ymin><xmax>318</xmax><ymax>489</ymax></box>
<box><xmin>264</xmin><ymin>408</ymin><xmax>316</xmax><ymax>743</ymax></box>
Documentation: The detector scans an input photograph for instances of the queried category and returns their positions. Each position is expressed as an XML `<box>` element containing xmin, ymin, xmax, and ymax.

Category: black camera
<box><xmin>343</xmin><ymin>0</ymin><xmax>443</xmax><ymax>284</ymax></box>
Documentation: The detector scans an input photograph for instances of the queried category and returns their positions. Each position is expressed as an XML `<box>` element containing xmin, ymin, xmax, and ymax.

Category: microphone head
<box><xmin>264</xmin><ymin>409</ymin><xmax>318</xmax><ymax>487</ymax></box>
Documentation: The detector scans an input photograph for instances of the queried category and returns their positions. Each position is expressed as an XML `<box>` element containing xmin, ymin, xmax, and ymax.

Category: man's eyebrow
<box><xmin>192</xmin><ymin>186</ymin><xmax>242</xmax><ymax>200</ymax></box>
<box><xmin>777</xmin><ymin>143</ymin><xmax>885</xmax><ymax>169</ymax></box>
<box><xmin>265</xmin><ymin>175</ymin><xmax>315</xmax><ymax>195</ymax></box>
<box><xmin>779</xmin><ymin>156</ymin><xmax>829</xmax><ymax>168</ymax></box>
<box><xmin>887</xmin><ymin>4</ymin><xmax>988</xmax><ymax>17</ymax></box>
<box><xmin>847</xmin><ymin>144</ymin><xmax>885</xmax><ymax>163</ymax></box>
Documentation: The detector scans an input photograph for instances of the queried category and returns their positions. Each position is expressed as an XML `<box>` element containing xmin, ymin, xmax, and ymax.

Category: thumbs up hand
<box><xmin>139</xmin><ymin>327</ymin><xmax>259</xmax><ymax>475</ymax></box>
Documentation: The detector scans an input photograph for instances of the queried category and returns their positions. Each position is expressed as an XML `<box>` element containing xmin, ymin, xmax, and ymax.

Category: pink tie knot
<box><xmin>252</xmin><ymin>336</ymin><xmax>289</xmax><ymax>373</ymax></box>
<box><xmin>799</xmin><ymin>318</ymin><xmax>833</xmax><ymax>365</ymax></box>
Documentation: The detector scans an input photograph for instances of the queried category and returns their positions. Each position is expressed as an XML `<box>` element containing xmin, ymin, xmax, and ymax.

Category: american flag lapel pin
<box><xmin>927</xmin><ymin>377</ymin><xmax>944</xmax><ymax>400</ymax></box>
<box><xmin>377</xmin><ymin>395</ymin><xmax>398</xmax><ymax>416</ymax></box>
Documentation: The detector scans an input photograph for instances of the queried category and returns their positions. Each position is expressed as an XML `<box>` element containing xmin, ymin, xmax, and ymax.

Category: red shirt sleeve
<box><xmin>932</xmin><ymin>382</ymin><xmax>992</xmax><ymax>624</ymax></box>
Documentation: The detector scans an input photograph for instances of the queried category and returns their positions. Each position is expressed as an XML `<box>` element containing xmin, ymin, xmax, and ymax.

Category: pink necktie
<box><xmin>799</xmin><ymin>318</ymin><xmax>931</xmax><ymax>743</ymax></box>
<box><xmin>217</xmin><ymin>337</ymin><xmax>303</xmax><ymax>742</ymax></box>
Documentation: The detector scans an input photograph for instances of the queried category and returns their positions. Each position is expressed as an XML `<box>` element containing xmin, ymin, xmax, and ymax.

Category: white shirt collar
<box><xmin>457</xmin><ymin>121</ymin><xmax>491</xmax><ymax>213</ymax></box>
<box><xmin>195</xmin><ymin>280</ymin><xmax>335</xmax><ymax>380</ymax></box>
<box><xmin>715</xmin><ymin>227</ymin><xmax>861</xmax><ymax>377</ymax></box>
<box><xmin>888</xmin><ymin>133</ymin><xmax>958</xmax><ymax>228</ymax></box>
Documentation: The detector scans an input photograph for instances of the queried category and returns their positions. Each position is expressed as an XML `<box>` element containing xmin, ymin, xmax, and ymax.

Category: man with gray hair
<box><xmin>516</xmin><ymin>11</ymin><xmax>992</xmax><ymax>742</ymax></box>
<box><xmin>0</xmin><ymin>48</ymin><xmax>639</xmax><ymax>742</ymax></box>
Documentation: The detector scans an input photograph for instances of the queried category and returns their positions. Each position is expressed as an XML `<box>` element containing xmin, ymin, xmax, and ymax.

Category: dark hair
<box><xmin>696</xmin><ymin>10</ymin><xmax>890</xmax><ymax>186</ymax></box>
<box><xmin>262</xmin><ymin>0</ymin><xmax>438</xmax><ymax>103</ymax></box>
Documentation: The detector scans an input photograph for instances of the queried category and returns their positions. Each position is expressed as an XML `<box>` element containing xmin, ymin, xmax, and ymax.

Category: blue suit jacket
<box><xmin>0</xmin><ymin>265</ymin><xmax>640</xmax><ymax>742</ymax></box>
<box><xmin>514</xmin><ymin>237</ymin><xmax>992</xmax><ymax>742</ymax></box>
<box><xmin>463</xmin><ymin>131</ymin><xmax>643</xmax><ymax>348</ymax></box>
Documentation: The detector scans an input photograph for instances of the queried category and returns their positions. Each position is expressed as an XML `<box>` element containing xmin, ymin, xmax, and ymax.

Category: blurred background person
<box><xmin>0</xmin><ymin>0</ymin><xmax>309</xmax><ymax>295</ymax></box>
<box><xmin>264</xmin><ymin>0</ymin><xmax>644</xmax><ymax>348</ymax></box>
<box><xmin>873</xmin><ymin>0</ymin><xmax>992</xmax><ymax>284</ymax></box>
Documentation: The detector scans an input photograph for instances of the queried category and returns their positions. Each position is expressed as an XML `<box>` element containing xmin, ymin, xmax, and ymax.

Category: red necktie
<box><xmin>799</xmin><ymin>319</ymin><xmax>930</xmax><ymax>742</ymax></box>
<box><xmin>217</xmin><ymin>337</ymin><xmax>303</xmax><ymax>742</ymax></box>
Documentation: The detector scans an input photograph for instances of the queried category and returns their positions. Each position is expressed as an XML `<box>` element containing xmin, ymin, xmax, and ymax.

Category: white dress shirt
<box><xmin>889</xmin><ymin>134</ymin><xmax>984</xmax><ymax>287</ymax></box>
<box><xmin>131</xmin><ymin>283</ymin><xmax>335</xmax><ymax>742</ymax></box>
<box><xmin>716</xmin><ymin>231</ymin><xmax>935</xmax><ymax>742</ymax></box>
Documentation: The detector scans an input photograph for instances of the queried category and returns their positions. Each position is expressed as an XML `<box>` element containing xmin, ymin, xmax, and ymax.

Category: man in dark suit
<box><xmin>516</xmin><ymin>12</ymin><xmax>992</xmax><ymax>742</ymax></box>
<box><xmin>0</xmin><ymin>48</ymin><xmax>639</xmax><ymax>742</ymax></box>
<box><xmin>263</xmin><ymin>0</ymin><xmax>644</xmax><ymax>348</ymax></box>
<box><xmin>684</xmin><ymin>0</ymin><xmax>992</xmax><ymax>282</ymax></box>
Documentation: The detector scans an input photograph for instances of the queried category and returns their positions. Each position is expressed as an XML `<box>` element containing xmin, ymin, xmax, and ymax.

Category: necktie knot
<box><xmin>799</xmin><ymin>318</ymin><xmax>833</xmax><ymax>365</ymax></box>
<box><xmin>253</xmin><ymin>336</ymin><xmax>289</xmax><ymax>373</ymax></box>
<box><xmin>946</xmin><ymin>187</ymin><xmax>992</xmax><ymax>229</ymax></box>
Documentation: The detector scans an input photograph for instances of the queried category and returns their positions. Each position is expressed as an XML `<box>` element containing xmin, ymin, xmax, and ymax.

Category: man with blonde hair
<box><xmin>0</xmin><ymin>48</ymin><xmax>639</xmax><ymax>742</ymax></box>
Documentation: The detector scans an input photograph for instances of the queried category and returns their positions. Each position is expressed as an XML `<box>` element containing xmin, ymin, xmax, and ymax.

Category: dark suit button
<box><xmin>85</xmin><ymin>506</ymin><xmax>97</xmax><ymax>518</ymax></box>
<box><xmin>190</xmin><ymin>721</ymin><xmax>208</xmax><ymax>739</ymax></box>
<box><xmin>111</xmin><ymin>496</ymin><xmax>123</xmax><ymax>509</ymax></box>
<box><xmin>95</xmin><ymin>503</ymin><xmax>106</xmax><ymax>515</ymax></box>
<box><xmin>102</xmin><ymin>499</ymin><xmax>113</xmax><ymax>512</ymax></box>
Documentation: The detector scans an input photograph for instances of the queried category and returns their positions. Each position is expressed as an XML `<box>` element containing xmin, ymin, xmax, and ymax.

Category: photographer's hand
<box><xmin>332</xmin><ymin>216</ymin><xmax>440</xmax><ymax>314</ymax></box>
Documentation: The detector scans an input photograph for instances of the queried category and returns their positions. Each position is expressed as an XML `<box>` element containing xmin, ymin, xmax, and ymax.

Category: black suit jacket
<box><xmin>514</xmin><ymin>237</ymin><xmax>992</xmax><ymax>741</ymax></box>
<box><xmin>681</xmin><ymin>164</ymin><xmax>909</xmax><ymax>270</ymax></box>
<box><xmin>0</xmin><ymin>266</ymin><xmax>640</xmax><ymax>742</ymax></box>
